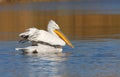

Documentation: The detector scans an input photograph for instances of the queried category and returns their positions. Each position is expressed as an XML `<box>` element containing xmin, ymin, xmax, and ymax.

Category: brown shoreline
<box><xmin>0</xmin><ymin>10</ymin><xmax>120</xmax><ymax>40</ymax></box>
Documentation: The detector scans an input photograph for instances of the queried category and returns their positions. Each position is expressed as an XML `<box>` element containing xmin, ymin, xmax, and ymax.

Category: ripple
<box><xmin>1</xmin><ymin>38</ymin><xmax>120</xmax><ymax>77</ymax></box>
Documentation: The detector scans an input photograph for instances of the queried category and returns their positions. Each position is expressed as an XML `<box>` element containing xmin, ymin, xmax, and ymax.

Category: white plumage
<box><xmin>16</xmin><ymin>20</ymin><xmax>74</xmax><ymax>54</ymax></box>
<box><xmin>20</xmin><ymin>28</ymin><xmax>65</xmax><ymax>46</ymax></box>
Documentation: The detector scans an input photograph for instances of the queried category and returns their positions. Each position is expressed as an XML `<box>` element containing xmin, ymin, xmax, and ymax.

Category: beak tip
<box><xmin>70</xmin><ymin>45</ymin><xmax>74</xmax><ymax>48</ymax></box>
<box><xmin>72</xmin><ymin>46</ymin><xmax>74</xmax><ymax>48</ymax></box>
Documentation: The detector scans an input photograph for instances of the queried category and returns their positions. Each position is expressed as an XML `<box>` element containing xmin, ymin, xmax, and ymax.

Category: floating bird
<box><xmin>16</xmin><ymin>20</ymin><xmax>74</xmax><ymax>54</ymax></box>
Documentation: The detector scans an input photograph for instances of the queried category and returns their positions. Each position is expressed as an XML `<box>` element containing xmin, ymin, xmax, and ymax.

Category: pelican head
<box><xmin>47</xmin><ymin>20</ymin><xmax>74</xmax><ymax>48</ymax></box>
<box><xmin>47</xmin><ymin>20</ymin><xmax>60</xmax><ymax>32</ymax></box>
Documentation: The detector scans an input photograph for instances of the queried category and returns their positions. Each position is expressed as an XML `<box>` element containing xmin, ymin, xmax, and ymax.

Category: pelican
<box><xmin>16</xmin><ymin>20</ymin><xmax>74</xmax><ymax>54</ymax></box>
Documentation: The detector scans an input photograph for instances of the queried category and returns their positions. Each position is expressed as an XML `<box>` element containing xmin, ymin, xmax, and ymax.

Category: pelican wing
<box><xmin>29</xmin><ymin>30</ymin><xmax>65</xmax><ymax>46</ymax></box>
<box><xmin>19</xmin><ymin>28</ymin><xmax>65</xmax><ymax>46</ymax></box>
<box><xmin>19</xmin><ymin>28</ymin><xmax>38</xmax><ymax>43</ymax></box>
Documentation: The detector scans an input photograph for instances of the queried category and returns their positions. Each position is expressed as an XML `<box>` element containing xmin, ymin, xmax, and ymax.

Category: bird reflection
<box><xmin>23</xmin><ymin>52</ymin><xmax>71</xmax><ymax>77</ymax></box>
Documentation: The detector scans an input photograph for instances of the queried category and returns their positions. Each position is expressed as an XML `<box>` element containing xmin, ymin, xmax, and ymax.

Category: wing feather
<box><xmin>29</xmin><ymin>30</ymin><xmax>65</xmax><ymax>46</ymax></box>
<box><xmin>19</xmin><ymin>28</ymin><xmax>65</xmax><ymax>46</ymax></box>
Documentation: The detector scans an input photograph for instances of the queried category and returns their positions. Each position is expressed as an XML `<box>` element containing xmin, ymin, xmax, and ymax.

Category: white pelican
<box><xmin>16</xmin><ymin>20</ymin><xmax>74</xmax><ymax>54</ymax></box>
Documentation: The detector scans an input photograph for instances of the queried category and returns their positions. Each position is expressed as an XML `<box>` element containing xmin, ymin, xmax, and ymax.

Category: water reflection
<box><xmin>1</xmin><ymin>39</ymin><xmax>120</xmax><ymax>77</ymax></box>
<box><xmin>23</xmin><ymin>53</ymin><xmax>68</xmax><ymax>77</ymax></box>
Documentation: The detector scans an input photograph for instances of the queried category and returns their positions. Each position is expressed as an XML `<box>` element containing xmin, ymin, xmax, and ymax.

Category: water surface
<box><xmin>0</xmin><ymin>37</ymin><xmax>120</xmax><ymax>77</ymax></box>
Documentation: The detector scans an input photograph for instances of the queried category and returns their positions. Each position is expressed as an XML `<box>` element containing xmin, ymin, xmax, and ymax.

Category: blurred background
<box><xmin>0</xmin><ymin>0</ymin><xmax>120</xmax><ymax>40</ymax></box>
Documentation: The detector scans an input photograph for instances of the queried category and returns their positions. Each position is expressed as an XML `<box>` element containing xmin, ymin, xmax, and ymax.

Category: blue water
<box><xmin>0</xmin><ymin>38</ymin><xmax>120</xmax><ymax>77</ymax></box>
<box><xmin>0</xmin><ymin>1</ymin><xmax>120</xmax><ymax>14</ymax></box>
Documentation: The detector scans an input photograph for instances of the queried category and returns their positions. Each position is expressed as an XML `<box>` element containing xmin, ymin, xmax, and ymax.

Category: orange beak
<box><xmin>54</xmin><ymin>29</ymin><xmax>74</xmax><ymax>48</ymax></box>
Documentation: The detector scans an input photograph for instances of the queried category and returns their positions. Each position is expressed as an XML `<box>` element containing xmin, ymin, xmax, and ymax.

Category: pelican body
<box><xmin>16</xmin><ymin>20</ymin><xmax>74</xmax><ymax>54</ymax></box>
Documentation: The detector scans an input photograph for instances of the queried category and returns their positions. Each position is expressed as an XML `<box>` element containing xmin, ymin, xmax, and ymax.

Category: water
<box><xmin>0</xmin><ymin>38</ymin><xmax>120</xmax><ymax>77</ymax></box>
<box><xmin>1</xmin><ymin>1</ymin><xmax>120</xmax><ymax>13</ymax></box>
<box><xmin>0</xmin><ymin>1</ymin><xmax>120</xmax><ymax>77</ymax></box>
